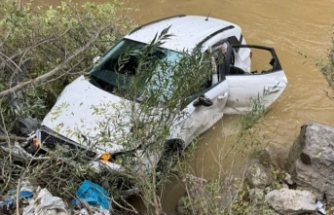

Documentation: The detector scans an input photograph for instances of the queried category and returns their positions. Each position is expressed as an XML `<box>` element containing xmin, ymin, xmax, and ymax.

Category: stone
<box><xmin>287</xmin><ymin>121</ymin><xmax>334</xmax><ymax>204</ymax></box>
<box><xmin>281</xmin><ymin>183</ymin><xmax>289</xmax><ymax>189</ymax></box>
<box><xmin>258</xmin><ymin>144</ymin><xmax>280</xmax><ymax>167</ymax></box>
<box><xmin>297</xmin><ymin>186</ymin><xmax>324</xmax><ymax>203</ymax></box>
<box><xmin>258</xmin><ymin>143</ymin><xmax>289</xmax><ymax>169</ymax></box>
<box><xmin>248</xmin><ymin>188</ymin><xmax>281</xmax><ymax>215</ymax></box>
<box><xmin>265</xmin><ymin>188</ymin><xmax>318</xmax><ymax>215</ymax></box>
<box><xmin>284</xmin><ymin>173</ymin><xmax>294</xmax><ymax>186</ymax></box>
<box><xmin>245</xmin><ymin>159</ymin><xmax>273</xmax><ymax>188</ymax></box>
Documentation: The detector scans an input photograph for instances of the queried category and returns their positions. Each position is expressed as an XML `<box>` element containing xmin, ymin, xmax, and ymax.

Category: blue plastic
<box><xmin>72</xmin><ymin>180</ymin><xmax>110</xmax><ymax>210</ymax></box>
<box><xmin>0</xmin><ymin>197</ymin><xmax>15</xmax><ymax>210</ymax></box>
<box><xmin>20</xmin><ymin>191</ymin><xmax>33</xmax><ymax>199</ymax></box>
<box><xmin>0</xmin><ymin>188</ymin><xmax>33</xmax><ymax>210</ymax></box>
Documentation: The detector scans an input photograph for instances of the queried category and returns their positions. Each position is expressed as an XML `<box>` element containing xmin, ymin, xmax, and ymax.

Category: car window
<box><xmin>89</xmin><ymin>39</ymin><xmax>185</xmax><ymax>103</ymax></box>
<box><xmin>178</xmin><ymin>48</ymin><xmax>226</xmax><ymax>110</ymax></box>
<box><xmin>91</xmin><ymin>39</ymin><xmax>183</xmax><ymax>75</ymax></box>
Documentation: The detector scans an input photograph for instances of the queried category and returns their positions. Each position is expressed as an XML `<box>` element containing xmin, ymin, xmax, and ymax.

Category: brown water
<box><xmin>23</xmin><ymin>0</ymin><xmax>334</xmax><ymax>213</ymax></box>
<box><xmin>122</xmin><ymin>0</ymin><xmax>334</xmax><ymax>174</ymax></box>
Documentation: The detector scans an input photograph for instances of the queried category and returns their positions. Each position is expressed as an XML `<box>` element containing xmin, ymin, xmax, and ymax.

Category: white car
<box><xmin>33</xmin><ymin>14</ymin><xmax>287</xmax><ymax>172</ymax></box>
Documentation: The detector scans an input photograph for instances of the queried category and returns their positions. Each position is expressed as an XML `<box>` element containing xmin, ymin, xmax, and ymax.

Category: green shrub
<box><xmin>0</xmin><ymin>0</ymin><xmax>136</xmax><ymax>124</ymax></box>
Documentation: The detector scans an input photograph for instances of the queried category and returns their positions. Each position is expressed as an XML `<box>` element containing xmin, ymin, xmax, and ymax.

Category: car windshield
<box><xmin>89</xmin><ymin>38</ymin><xmax>185</xmax><ymax>105</ymax></box>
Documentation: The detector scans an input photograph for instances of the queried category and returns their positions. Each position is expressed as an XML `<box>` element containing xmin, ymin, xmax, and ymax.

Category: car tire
<box><xmin>156</xmin><ymin>139</ymin><xmax>184</xmax><ymax>175</ymax></box>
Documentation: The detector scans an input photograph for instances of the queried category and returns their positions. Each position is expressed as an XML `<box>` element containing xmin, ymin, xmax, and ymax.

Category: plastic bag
<box><xmin>72</xmin><ymin>180</ymin><xmax>111</xmax><ymax>210</ymax></box>
<box><xmin>23</xmin><ymin>187</ymin><xmax>68</xmax><ymax>215</ymax></box>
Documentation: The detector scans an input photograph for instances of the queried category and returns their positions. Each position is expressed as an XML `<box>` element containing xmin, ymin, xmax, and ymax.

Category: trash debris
<box><xmin>316</xmin><ymin>201</ymin><xmax>326</xmax><ymax>215</ymax></box>
<box><xmin>0</xmin><ymin>142</ymin><xmax>45</xmax><ymax>163</ymax></box>
<box><xmin>73</xmin><ymin>204</ymin><xmax>110</xmax><ymax>215</ymax></box>
<box><xmin>0</xmin><ymin>196</ymin><xmax>15</xmax><ymax>213</ymax></box>
<box><xmin>23</xmin><ymin>187</ymin><xmax>68</xmax><ymax>215</ymax></box>
<box><xmin>19</xmin><ymin>181</ymin><xmax>35</xmax><ymax>204</ymax></box>
<box><xmin>72</xmin><ymin>180</ymin><xmax>111</xmax><ymax>210</ymax></box>
<box><xmin>0</xmin><ymin>181</ymin><xmax>35</xmax><ymax>212</ymax></box>
<box><xmin>16</xmin><ymin>117</ymin><xmax>40</xmax><ymax>136</ymax></box>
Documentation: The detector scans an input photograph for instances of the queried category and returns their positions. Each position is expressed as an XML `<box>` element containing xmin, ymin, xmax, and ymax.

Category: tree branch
<box><xmin>0</xmin><ymin>27</ymin><xmax>13</xmax><ymax>49</ymax></box>
<box><xmin>0</xmin><ymin>135</ymin><xmax>28</xmax><ymax>142</ymax></box>
<box><xmin>2</xmin><ymin>29</ymin><xmax>71</xmax><ymax>70</ymax></box>
<box><xmin>0</xmin><ymin>25</ymin><xmax>109</xmax><ymax>98</ymax></box>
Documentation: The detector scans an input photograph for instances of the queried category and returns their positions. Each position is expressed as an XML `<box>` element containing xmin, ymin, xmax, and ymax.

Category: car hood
<box><xmin>41</xmin><ymin>75</ymin><xmax>161</xmax><ymax>154</ymax></box>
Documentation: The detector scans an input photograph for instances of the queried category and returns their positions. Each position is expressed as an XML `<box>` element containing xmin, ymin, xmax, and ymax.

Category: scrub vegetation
<box><xmin>0</xmin><ymin>0</ymin><xmax>136</xmax><ymax>128</ymax></box>
<box><xmin>319</xmin><ymin>33</ymin><xmax>334</xmax><ymax>94</ymax></box>
<box><xmin>0</xmin><ymin>1</ymin><xmax>286</xmax><ymax>215</ymax></box>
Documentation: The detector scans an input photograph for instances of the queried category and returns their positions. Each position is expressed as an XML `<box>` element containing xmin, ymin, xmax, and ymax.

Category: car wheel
<box><xmin>156</xmin><ymin>139</ymin><xmax>184</xmax><ymax>176</ymax></box>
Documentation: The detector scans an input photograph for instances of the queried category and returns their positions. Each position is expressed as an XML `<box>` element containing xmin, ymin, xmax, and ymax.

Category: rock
<box><xmin>284</xmin><ymin>173</ymin><xmax>294</xmax><ymax>186</ymax></box>
<box><xmin>287</xmin><ymin>121</ymin><xmax>334</xmax><ymax>204</ymax></box>
<box><xmin>281</xmin><ymin>183</ymin><xmax>289</xmax><ymax>189</ymax></box>
<box><xmin>265</xmin><ymin>188</ymin><xmax>318</xmax><ymax>215</ymax></box>
<box><xmin>245</xmin><ymin>159</ymin><xmax>273</xmax><ymax>188</ymax></box>
<box><xmin>248</xmin><ymin>188</ymin><xmax>281</xmax><ymax>215</ymax></box>
<box><xmin>258</xmin><ymin>143</ymin><xmax>289</xmax><ymax>169</ymax></box>
<box><xmin>258</xmin><ymin>145</ymin><xmax>280</xmax><ymax>167</ymax></box>
<box><xmin>297</xmin><ymin>186</ymin><xmax>324</xmax><ymax>203</ymax></box>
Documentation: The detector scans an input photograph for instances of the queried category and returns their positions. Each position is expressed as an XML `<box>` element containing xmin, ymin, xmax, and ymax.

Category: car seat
<box><xmin>229</xmin><ymin>65</ymin><xmax>246</xmax><ymax>75</ymax></box>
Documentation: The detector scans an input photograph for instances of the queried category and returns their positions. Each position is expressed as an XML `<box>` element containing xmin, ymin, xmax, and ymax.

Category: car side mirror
<box><xmin>269</xmin><ymin>57</ymin><xmax>275</xmax><ymax>66</ymax></box>
<box><xmin>93</xmin><ymin>56</ymin><xmax>101</xmax><ymax>64</ymax></box>
<box><xmin>193</xmin><ymin>95</ymin><xmax>213</xmax><ymax>107</ymax></box>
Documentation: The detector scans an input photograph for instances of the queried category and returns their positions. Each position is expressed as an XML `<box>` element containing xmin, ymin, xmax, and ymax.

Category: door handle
<box><xmin>218</xmin><ymin>92</ymin><xmax>228</xmax><ymax>100</ymax></box>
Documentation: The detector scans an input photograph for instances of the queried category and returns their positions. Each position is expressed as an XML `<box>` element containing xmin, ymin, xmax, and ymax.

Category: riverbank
<box><xmin>2</xmin><ymin>121</ymin><xmax>334</xmax><ymax>215</ymax></box>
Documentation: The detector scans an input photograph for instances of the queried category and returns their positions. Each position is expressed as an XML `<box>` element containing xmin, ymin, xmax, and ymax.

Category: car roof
<box><xmin>124</xmin><ymin>15</ymin><xmax>242</xmax><ymax>52</ymax></box>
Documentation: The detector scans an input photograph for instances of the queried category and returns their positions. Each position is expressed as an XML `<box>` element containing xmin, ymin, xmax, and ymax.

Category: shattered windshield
<box><xmin>89</xmin><ymin>38</ymin><xmax>184</xmax><ymax>105</ymax></box>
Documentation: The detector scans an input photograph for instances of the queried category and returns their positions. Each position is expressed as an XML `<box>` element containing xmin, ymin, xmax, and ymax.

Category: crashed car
<box><xmin>32</xmin><ymin>14</ymin><xmax>287</xmax><ymax>171</ymax></box>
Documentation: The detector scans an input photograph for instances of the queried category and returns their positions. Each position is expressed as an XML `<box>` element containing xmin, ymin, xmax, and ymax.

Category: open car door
<box><xmin>223</xmin><ymin>44</ymin><xmax>288</xmax><ymax>114</ymax></box>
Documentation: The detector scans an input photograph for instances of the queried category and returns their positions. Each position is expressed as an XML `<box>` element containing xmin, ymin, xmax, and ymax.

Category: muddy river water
<box><xmin>22</xmin><ymin>0</ymin><xmax>334</xmax><ymax>212</ymax></box>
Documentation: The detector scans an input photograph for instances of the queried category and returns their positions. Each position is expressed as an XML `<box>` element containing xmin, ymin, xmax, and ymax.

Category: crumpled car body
<box><xmin>33</xmin><ymin>14</ymin><xmax>287</xmax><ymax>172</ymax></box>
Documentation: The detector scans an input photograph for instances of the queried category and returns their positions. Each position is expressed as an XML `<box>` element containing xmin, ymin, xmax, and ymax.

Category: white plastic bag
<box><xmin>23</xmin><ymin>187</ymin><xmax>68</xmax><ymax>215</ymax></box>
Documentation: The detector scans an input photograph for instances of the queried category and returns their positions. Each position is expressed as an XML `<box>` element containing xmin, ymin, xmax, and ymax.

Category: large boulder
<box><xmin>287</xmin><ymin>122</ymin><xmax>334</xmax><ymax>204</ymax></box>
<box><xmin>265</xmin><ymin>188</ymin><xmax>318</xmax><ymax>215</ymax></box>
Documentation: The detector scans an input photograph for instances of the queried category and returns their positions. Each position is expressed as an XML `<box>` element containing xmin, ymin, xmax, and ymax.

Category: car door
<box><xmin>177</xmin><ymin>50</ymin><xmax>229</xmax><ymax>146</ymax></box>
<box><xmin>224</xmin><ymin>45</ymin><xmax>288</xmax><ymax>114</ymax></box>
